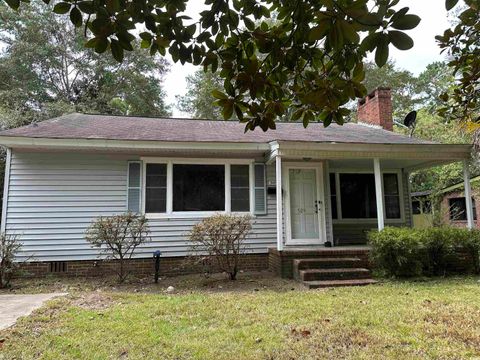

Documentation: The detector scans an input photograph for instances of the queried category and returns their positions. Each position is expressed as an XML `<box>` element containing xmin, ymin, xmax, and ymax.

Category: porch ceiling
<box><xmin>327</xmin><ymin>158</ymin><xmax>455</xmax><ymax>171</ymax></box>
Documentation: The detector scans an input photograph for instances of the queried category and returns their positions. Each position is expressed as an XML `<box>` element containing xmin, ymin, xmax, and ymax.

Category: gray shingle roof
<box><xmin>0</xmin><ymin>113</ymin><xmax>436</xmax><ymax>145</ymax></box>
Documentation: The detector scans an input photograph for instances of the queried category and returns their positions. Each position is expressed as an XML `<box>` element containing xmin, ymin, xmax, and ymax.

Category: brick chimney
<box><xmin>357</xmin><ymin>87</ymin><xmax>393</xmax><ymax>131</ymax></box>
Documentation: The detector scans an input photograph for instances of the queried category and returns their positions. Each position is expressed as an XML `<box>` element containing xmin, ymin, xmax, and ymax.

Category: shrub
<box><xmin>85</xmin><ymin>213</ymin><xmax>151</xmax><ymax>282</ymax></box>
<box><xmin>458</xmin><ymin>230</ymin><xmax>480</xmax><ymax>274</ymax></box>
<box><xmin>368</xmin><ymin>226</ymin><xmax>480</xmax><ymax>278</ymax></box>
<box><xmin>368</xmin><ymin>227</ymin><xmax>424</xmax><ymax>277</ymax></box>
<box><xmin>421</xmin><ymin>227</ymin><xmax>459</xmax><ymax>276</ymax></box>
<box><xmin>187</xmin><ymin>214</ymin><xmax>252</xmax><ymax>280</ymax></box>
<box><xmin>0</xmin><ymin>233</ymin><xmax>21</xmax><ymax>288</ymax></box>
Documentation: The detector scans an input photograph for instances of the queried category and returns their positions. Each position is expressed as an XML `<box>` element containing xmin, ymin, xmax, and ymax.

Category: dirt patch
<box><xmin>71</xmin><ymin>291</ymin><xmax>116</xmax><ymax>310</ymax></box>
<box><xmin>1</xmin><ymin>271</ymin><xmax>305</xmax><ymax>295</ymax></box>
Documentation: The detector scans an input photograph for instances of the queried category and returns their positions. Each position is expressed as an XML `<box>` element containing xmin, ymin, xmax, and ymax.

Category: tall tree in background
<box><xmin>416</xmin><ymin>61</ymin><xmax>454</xmax><ymax>112</ymax></box>
<box><xmin>3</xmin><ymin>0</ymin><xmax>424</xmax><ymax>131</ymax></box>
<box><xmin>0</xmin><ymin>2</ymin><xmax>171</xmax><ymax>129</ymax></box>
<box><xmin>176</xmin><ymin>70</ymin><xmax>223</xmax><ymax>119</ymax></box>
<box><xmin>437</xmin><ymin>0</ymin><xmax>479</xmax><ymax>125</ymax></box>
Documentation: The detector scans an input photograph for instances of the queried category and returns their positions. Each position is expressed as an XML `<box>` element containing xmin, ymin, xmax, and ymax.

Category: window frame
<box><xmin>141</xmin><ymin>157</ymin><xmax>255</xmax><ymax>218</ymax></box>
<box><xmin>329</xmin><ymin>169</ymin><xmax>405</xmax><ymax>224</ymax></box>
<box><xmin>448</xmin><ymin>196</ymin><xmax>477</xmax><ymax>221</ymax></box>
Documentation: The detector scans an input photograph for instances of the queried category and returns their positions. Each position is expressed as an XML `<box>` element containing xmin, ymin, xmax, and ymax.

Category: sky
<box><xmin>164</xmin><ymin>0</ymin><xmax>452</xmax><ymax>116</ymax></box>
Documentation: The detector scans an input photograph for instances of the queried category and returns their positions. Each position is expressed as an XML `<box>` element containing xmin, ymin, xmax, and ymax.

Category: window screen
<box><xmin>412</xmin><ymin>200</ymin><xmax>421</xmax><ymax>215</ymax></box>
<box><xmin>254</xmin><ymin>163</ymin><xmax>266</xmax><ymax>214</ymax></box>
<box><xmin>145</xmin><ymin>164</ymin><xmax>167</xmax><ymax>213</ymax></box>
<box><xmin>383</xmin><ymin>173</ymin><xmax>401</xmax><ymax>219</ymax></box>
<box><xmin>231</xmin><ymin>165</ymin><xmax>250</xmax><ymax>212</ymax></box>
<box><xmin>127</xmin><ymin>161</ymin><xmax>142</xmax><ymax>213</ymax></box>
<box><xmin>173</xmin><ymin>164</ymin><xmax>225</xmax><ymax>212</ymax></box>
<box><xmin>449</xmin><ymin>197</ymin><xmax>477</xmax><ymax>221</ymax></box>
<box><xmin>340</xmin><ymin>174</ymin><xmax>377</xmax><ymax>218</ymax></box>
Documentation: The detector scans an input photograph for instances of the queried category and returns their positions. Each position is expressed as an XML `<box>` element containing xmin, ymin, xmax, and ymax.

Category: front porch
<box><xmin>266</xmin><ymin>140</ymin><xmax>473</xmax><ymax>284</ymax></box>
<box><xmin>268</xmin><ymin>140</ymin><xmax>474</xmax><ymax>251</ymax></box>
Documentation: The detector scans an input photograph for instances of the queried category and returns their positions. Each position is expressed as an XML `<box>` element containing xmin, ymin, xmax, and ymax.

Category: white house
<box><xmin>0</xmin><ymin>88</ymin><xmax>473</xmax><ymax>285</ymax></box>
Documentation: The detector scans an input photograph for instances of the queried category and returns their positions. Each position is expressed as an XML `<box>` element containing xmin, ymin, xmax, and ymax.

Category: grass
<box><xmin>1</xmin><ymin>273</ymin><xmax>480</xmax><ymax>359</ymax></box>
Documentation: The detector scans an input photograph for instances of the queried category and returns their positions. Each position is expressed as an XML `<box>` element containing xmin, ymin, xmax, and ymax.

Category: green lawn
<box><xmin>1</xmin><ymin>274</ymin><xmax>480</xmax><ymax>359</ymax></box>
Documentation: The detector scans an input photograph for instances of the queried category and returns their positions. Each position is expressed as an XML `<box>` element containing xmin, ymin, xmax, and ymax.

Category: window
<box><xmin>383</xmin><ymin>173</ymin><xmax>401</xmax><ymax>219</ymax></box>
<box><xmin>449</xmin><ymin>197</ymin><xmax>477</xmax><ymax>221</ymax></box>
<box><xmin>143</xmin><ymin>160</ymin><xmax>257</xmax><ymax>215</ymax></box>
<box><xmin>340</xmin><ymin>174</ymin><xmax>377</xmax><ymax>218</ymax></box>
<box><xmin>173</xmin><ymin>164</ymin><xmax>225</xmax><ymax>212</ymax></box>
<box><xmin>329</xmin><ymin>173</ymin><xmax>337</xmax><ymax>219</ymax></box>
<box><xmin>145</xmin><ymin>164</ymin><xmax>167</xmax><ymax>213</ymax></box>
<box><xmin>231</xmin><ymin>165</ymin><xmax>250</xmax><ymax>212</ymax></box>
<box><xmin>329</xmin><ymin>172</ymin><xmax>402</xmax><ymax>220</ymax></box>
<box><xmin>412</xmin><ymin>200</ymin><xmax>421</xmax><ymax>215</ymax></box>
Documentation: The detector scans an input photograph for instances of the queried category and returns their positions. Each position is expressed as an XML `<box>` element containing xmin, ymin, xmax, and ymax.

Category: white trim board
<box><xmin>1</xmin><ymin>148</ymin><xmax>11</xmax><ymax>233</ymax></box>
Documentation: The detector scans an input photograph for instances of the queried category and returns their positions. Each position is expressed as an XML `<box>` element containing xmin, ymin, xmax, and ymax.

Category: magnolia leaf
<box><xmin>308</xmin><ymin>20</ymin><xmax>330</xmax><ymax>42</ymax></box>
<box><xmin>69</xmin><ymin>7</ymin><xmax>82</xmax><ymax>27</ymax></box>
<box><xmin>445</xmin><ymin>0</ymin><xmax>459</xmax><ymax>10</ymax></box>
<box><xmin>53</xmin><ymin>2</ymin><xmax>71</xmax><ymax>14</ymax></box>
<box><xmin>375</xmin><ymin>34</ymin><xmax>389</xmax><ymax>67</ymax></box>
<box><xmin>110</xmin><ymin>39</ymin><xmax>124</xmax><ymax>62</ymax></box>
<box><xmin>389</xmin><ymin>31</ymin><xmax>414</xmax><ymax>50</ymax></box>
<box><xmin>391</xmin><ymin>14</ymin><xmax>421</xmax><ymax>30</ymax></box>
<box><xmin>5</xmin><ymin>0</ymin><xmax>20</xmax><ymax>10</ymax></box>
<box><xmin>212</xmin><ymin>89</ymin><xmax>228</xmax><ymax>99</ymax></box>
<box><xmin>77</xmin><ymin>1</ymin><xmax>94</xmax><ymax>14</ymax></box>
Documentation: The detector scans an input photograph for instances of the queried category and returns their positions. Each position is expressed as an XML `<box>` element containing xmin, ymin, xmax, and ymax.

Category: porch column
<box><xmin>373</xmin><ymin>158</ymin><xmax>385</xmax><ymax>231</ymax></box>
<box><xmin>276</xmin><ymin>155</ymin><xmax>284</xmax><ymax>251</ymax></box>
<box><xmin>463</xmin><ymin>160</ymin><xmax>474</xmax><ymax>229</ymax></box>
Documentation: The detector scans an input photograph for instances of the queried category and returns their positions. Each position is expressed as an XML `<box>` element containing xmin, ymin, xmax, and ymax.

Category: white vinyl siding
<box><xmin>5</xmin><ymin>152</ymin><xmax>277</xmax><ymax>262</ymax></box>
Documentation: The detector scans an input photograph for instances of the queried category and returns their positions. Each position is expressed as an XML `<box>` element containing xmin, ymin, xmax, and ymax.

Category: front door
<box><xmin>288</xmin><ymin>168</ymin><xmax>321</xmax><ymax>244</ymax></box>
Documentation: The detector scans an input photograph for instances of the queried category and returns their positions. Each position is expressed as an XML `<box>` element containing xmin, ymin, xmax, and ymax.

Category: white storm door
<box><xmin>289</xmin><ymin>168</ymin><xmax>320</xmax><ymax>243</ymax></box>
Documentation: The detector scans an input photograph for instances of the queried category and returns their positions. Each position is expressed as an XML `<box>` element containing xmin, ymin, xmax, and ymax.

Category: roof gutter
<box><xmin>0</xmin><ymin>136</ymin><xmax>271</xmax><ymax>152</ymax></box>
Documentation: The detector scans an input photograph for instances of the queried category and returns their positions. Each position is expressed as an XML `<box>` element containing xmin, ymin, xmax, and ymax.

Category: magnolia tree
<box><xmin>188</xmin><ymin>214</ymin><xmax>252</xmax><ymax>280</ymax></box>
<box><xmin>3</xmin><ymin>0</ymin><xmax>425</xmax><ymax>131</ymax></box>
<box><xmin>85</xmin><ymin>213</ymin><xmax>151</xmax><ymax>282</ymax></box>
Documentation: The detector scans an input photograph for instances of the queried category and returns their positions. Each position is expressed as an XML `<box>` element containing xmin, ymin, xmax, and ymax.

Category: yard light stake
<box><xmin>153</xmin><ymin>250</ymin><xmax>161</xmax><ymax>283</ymax></box>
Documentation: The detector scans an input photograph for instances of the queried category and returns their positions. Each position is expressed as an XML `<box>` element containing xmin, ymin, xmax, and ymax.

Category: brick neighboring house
<box><xmin>411</xmin><ymin>176</ymin><xmax>480</xmax><ymax>229</ymax></box>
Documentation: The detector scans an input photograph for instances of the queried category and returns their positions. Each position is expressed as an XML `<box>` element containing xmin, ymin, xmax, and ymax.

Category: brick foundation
<box><xmin>18</xmin><ymin>253</ymin><xmax>269</xmax><ymax>278</ymax></box>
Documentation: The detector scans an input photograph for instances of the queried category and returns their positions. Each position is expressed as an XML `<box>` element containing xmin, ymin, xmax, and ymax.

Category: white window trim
<box><xmin>141</xmin><ymin>157</ymin><xmax>255</xmax><ymax>219</ymax></box>
<box><xmin>329</xmin><ymin>168</ymin><xmax>405</xmax><ymax>224</ymax></box>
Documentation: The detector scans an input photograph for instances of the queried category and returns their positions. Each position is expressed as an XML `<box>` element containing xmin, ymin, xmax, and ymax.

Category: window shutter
<box><xmin>127</xmin><ymin>161</ymin><xmax>142</xmax><ymax>213</ymax></box>
<box><xmin>254</xmin><ymin>163</ymin><xmax>267</xmax><ymax>215</ymax></box>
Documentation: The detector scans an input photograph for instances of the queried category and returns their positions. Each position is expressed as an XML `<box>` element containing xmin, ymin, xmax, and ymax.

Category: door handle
<box><xmin>315</xmin><ymin>202</ymin><xmax>318</xmax><ymax>214</ymax></box>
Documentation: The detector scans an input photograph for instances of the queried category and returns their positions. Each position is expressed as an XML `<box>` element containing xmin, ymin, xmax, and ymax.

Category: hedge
<box><xmin>367</xmin><ymin>226</ymin><xmax>480</xmax><ymax>277</ymax></box>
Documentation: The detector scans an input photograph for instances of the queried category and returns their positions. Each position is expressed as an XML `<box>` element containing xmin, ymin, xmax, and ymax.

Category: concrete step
<box><xmin>299</xmin><ymin>268</ymin><xmax>371</xmax><ymax>281</ymax></box>
<box><xmin>293</xmin><ymin>257</ymin><xmax>365</xmax><ymax>271</ymax></box>
<box><xmin>304</xmin><ymin>278</ymin><xmax>378</xmax><ymax>289</ymax></box>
